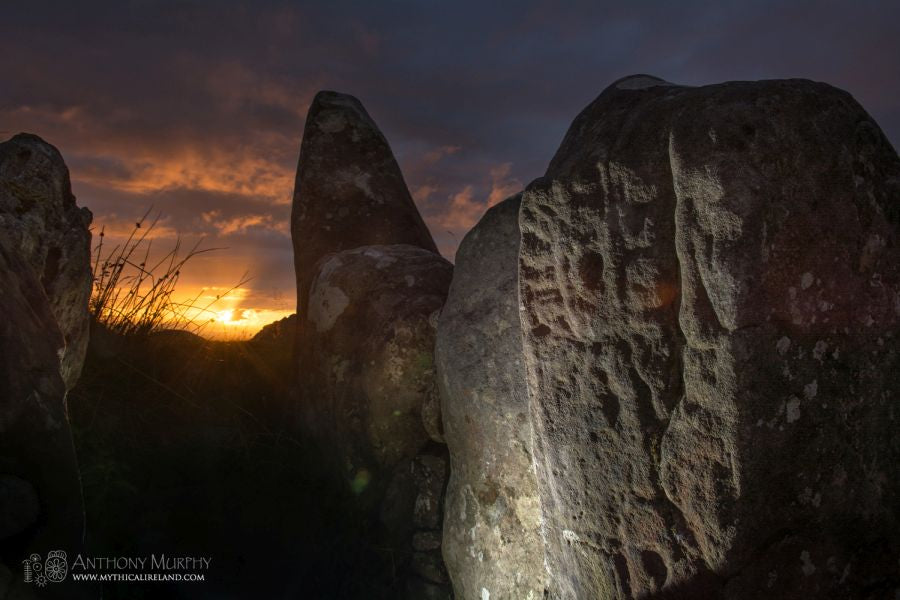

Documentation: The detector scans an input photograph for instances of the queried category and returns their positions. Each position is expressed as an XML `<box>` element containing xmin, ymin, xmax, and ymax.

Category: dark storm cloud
<box><xmin>2</xmin><ymin>0</ymin><xmax>898</xmax><ymax>324</ymax></box>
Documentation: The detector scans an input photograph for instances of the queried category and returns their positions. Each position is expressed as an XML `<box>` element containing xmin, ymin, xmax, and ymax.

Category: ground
<box><xmin>68</xmin><ymin>323</ymin><xmax>400</xmax><ymax>599</ymax></box>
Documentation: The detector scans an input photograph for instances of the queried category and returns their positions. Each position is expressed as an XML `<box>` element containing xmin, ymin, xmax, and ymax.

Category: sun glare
<box><xmin>215</xmin><ymin>308</ymin><xmax>257</xmax><ymax>326</ymax></box>
<box><xmin>150</xmin><ymin>285</ymin><xmax>294</xmax><ymax>339</ymax></box>
<box><xmin>216</xmin><ymin>308</ymin><xmax>236</xmax><ymax>323</ymax></box>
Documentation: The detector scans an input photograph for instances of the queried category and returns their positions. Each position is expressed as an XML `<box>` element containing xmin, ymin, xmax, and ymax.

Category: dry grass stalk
<box><xmin>90</xmin><ymin>208</ymin><xmax>250</xmax><ymax>337</ymax></box>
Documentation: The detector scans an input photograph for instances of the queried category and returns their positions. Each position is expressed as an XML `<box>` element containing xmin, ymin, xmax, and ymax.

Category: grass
<box><xmin>90</xmin><ymin>208</ymin><xmax>249</xmax><ymax>337</ymax></box>
<box><xmin>71</xmin><ymin>209</ymin><xmax>404</xmax><ymax>598</ymax></box>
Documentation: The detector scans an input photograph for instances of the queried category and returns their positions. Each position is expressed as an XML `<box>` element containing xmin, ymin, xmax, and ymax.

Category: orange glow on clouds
<box><xmin>430</xmin><ymin>162</ymin><xmax>522</xmax><ymax>257</ymax></box>
<box><xmin>201</xmin><ymin>211</ymin><xmax>289</xmax><ymax>236</ymax></box>
<box><xmin>75</xmin><ymin>146</ymin><xmax>295</xmax><ymax>205</ymax></box>
<box><xmin>8</xmin><ymin>97</ymin><xmax>531</xmax><ymax>334</ymax></box>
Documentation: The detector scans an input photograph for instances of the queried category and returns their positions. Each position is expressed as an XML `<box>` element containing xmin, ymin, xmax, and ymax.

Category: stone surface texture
<box><xmin>299</xmin><ymin>243</ymin><xmax>454</xmax><ymax>597</ymax></box>
<box><xmin>291</xmin><ymin>89</ymin><xmax>455</xmax><ymax>599</ymax></box>
<box><xmin>518</xmin><ymin>76</ymin><xmax>900</xmax><ymax>598</ymax></box>
<box><xmin>0</xmin><ymin>133</ymin><xmax>93</xmax><ymax>599</ymax></box>
<box><xmin>302</xmin><ymin>244</ymin><xmax>452</xmax><ymax>470</ymax></box>
<box><xmin>436</xmin><ymin>193</ymin><xmax>549</xmax><ymax>600</ymax></box>
<box><xmin>291</xmin><ymin>91</ymin><xmax>437</xmax><ymax>323</ymax></box>
<box><xmin>0</xmin><ymin>133</ymin><xmax>92</xmax><ymax>389</ymax></box>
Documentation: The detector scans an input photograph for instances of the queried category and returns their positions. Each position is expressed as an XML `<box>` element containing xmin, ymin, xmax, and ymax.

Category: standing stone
<box><xmin>300</xmin><ymin>244</ymin><xmax>453</xmax><ymax>597</ymax></box>
<box><xmin>290</xmin><ymin>90</ymin><xmax>455</xmax><ymax>598</ymax></box>
<box><xmin>519</xmin><ymin>76</ymin><xmax>900</xmax><ymax>598</ymax></box>
<box><xmin>303</xmin><ymin>245</ymin><xmax>452</xmax><ymax>478</ymax></box>
<box><xmin>291</xmin><ymin>91</ymin><xmax>438</xmax><ymax>322</ymax></box>
<box><xmin>436</xmin><ymin>194</ymin><xmax>548</xmax><ymax>600</ymax></box>
<box><xmin>0</xmin><ymin>134</ymin><xmax>93</xmax><ymax>599</ymax></box>
<box><xmin>0</xmin><ymin>134</ymin><xmax>92</xmax><ymax>389</ymax></box>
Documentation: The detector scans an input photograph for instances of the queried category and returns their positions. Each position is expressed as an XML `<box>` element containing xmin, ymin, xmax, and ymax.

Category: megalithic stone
<box><xmin>300</xmin><ymin>244</ymin><xmax>454</xmax><ymax>598</ymax></box>
<box><xmin>436</xmin><ymin>193</ymin><xmax>549</xmax><ymax>600</ymax></box>
<box><xmin>0</xmin><ymin>133</ymin><xmax>94</xmax><ymax>600</ymax></box>
<box><xmin>0</xmin><ymin>133</ymin><xmax>92</xmax><ymax>390</ymax></box>
<box><xmin>518</xmin><ymin>75</ymin><xmax>900</xmax><ymax>598</ymax></box>
<box><xmin>290</xmin><ymin>91</ymin><xmax>438</xmax><ymax>322</ymax></box>
<box><xmin>291</xmin><ymin>91</ymin><xmax>450</xmax><ymax>599</ymax></box>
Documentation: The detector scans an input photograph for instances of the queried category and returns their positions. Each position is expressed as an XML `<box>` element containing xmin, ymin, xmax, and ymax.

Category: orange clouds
<box><xmin>412</xmin><ymin>184</ymin><xmax>438</xmax><ymax>204</ymax></box>
<box><xmin>430</xmin><ymin>161</ymin><xmax>522</xmax><ymax>233</ymax></box>
<box><xmin>437</xmin><ymin>185</ymin><xmax>482</xmax><ymax>230</ymax></box>
<box><xmin>485</xmin><ymin>163</ymin><xmax>522</xmax><ymax>206</ymax></box>
<box><xmin>201</xmin><ymin>211</ymin><xmax>289</xmax><ymax>236</ymax></box>
<box><xmin>3</xmin><ymin>75</ymin><xmax>303</xmax><ymax>339</ymax></box>
<box><xmin>92</xmin><ymin>215</ymin><xmax>179</xmax><ymax>241</ymax></box>
<box><xmin>423</xmin><ymin>144</ymin><xmax>462</xmax><ymax>164</ymax></box>
<box><xmin>75</xmin><ymin>147</ymin><xmax>295</xmax><ymax>205</ymax></box>
<box><xmin>3</xmin><ymin>68</ymin><xmax>308</xmax><ymax>207</ymax></box>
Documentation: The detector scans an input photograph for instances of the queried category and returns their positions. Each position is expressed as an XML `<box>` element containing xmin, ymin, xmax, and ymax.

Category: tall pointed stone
<box><xmin>291</xmin><ymin>92</ymin><xmax>451</xmax><ymax>598</ymax></box>
<box><xmin>291</xmin><ymin>91</ymin><xmax>437</xmax><ymax>320</ymax></box>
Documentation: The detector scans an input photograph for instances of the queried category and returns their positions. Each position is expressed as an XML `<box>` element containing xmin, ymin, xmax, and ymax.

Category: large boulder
<box><xmin>0</xmin><ymin>134</ymin><xmax>93</xmax><ymax>598</ymax></box>
<box><xmin>518</xmin><ymin>76</ymin><xmax>900</xmax><ymax>598</ymax></box>
<box><xmin>300</xmin><ymin>244</ymin><xmax>454</xmax><ymax>598</ymax></box>
<box><xmin>290</xmin><ymin>91</ymin><xmax>438</xmax><ymax>322</ymax></box>
<box><xmin>436</xmin><ymin>193</ymin><xmax>548</xmax><ymax>599</ymax></box>
<box><xmin>0</xmin><ymin>134</ymin><xmax>92</xmax><ymax>389</ymax></box>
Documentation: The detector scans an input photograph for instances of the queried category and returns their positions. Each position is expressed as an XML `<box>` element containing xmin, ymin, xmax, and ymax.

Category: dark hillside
<box><xmin>68</xmin><ymin>323</ymin><xmax>398</xmax><ymax>599</ymax></box>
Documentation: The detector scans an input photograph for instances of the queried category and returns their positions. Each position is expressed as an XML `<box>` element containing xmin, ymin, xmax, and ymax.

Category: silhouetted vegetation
<box><xmin>90</xmin><ymin>209</ymin><xmax>248</xmax><ymax>337</ymax></box>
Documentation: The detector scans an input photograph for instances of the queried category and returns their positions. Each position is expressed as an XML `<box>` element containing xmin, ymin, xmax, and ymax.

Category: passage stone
<box><xmin>0</xmin><ymin>133</ymin><xmax>92</xmax><ymax>389</ymax></box>
<box><xmin>436</xmin><ymin>193</ymin><xmax>548</xmax><ymax>600</ymax></box>
<box><xmin>519</xmin><ymin>75</ymin><xmax>900</xmax><ymax>598</ymax></box>
<box><xmin>298</xmin><ymin>243</ymin><xmax>453</xmax><ymax>598</ymax></box>
<box><xmin>291</xmin><ymin>91</ymin><xmax>437</xmax><ymax>322</ymax></box>
<box><xmin>0</xmin><ymin>133</ymin><xmax>93</xmax><ymax>600</ymax></box>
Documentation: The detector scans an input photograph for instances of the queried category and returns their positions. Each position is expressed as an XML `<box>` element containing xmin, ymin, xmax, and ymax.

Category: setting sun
<box><xmin>215</xmin><ymin>308</ymin><xmax>256</xmax><ymax>325</ymax></box>
<box><xmin>216</xmin><ymin>308</ymin><xmax>236</xmax><ymax>323</ymax></box>
<box><xmin>192</xmin><ymin>288</ymin><xmax>289</xmax><ymax>337</ymax></box>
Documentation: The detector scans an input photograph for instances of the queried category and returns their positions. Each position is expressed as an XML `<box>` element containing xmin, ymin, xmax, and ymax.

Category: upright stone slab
<box><xmin>518</xmin><ymin>76</ymin><xmax>900</xmax><ymax>598</ymax></box>
<box><xmin>302</xmin><ymin>244</ymin><xmax>454</xmax><ymax>598</ymax></box>
<box><xmin>290</xmin><ymin>89</ymin><xmax>454</xmax><ymax>598</ymax></box>
<box><xmin>291</xmin><ymin>91</ymin><xmax>437</xmax><ymax>321</ymax></box>
<box><xmin>0</xmin><ymin>134</ymin><xmax>93</xmax><ymax>599</ymax></box>
<box><xmin>0</xmin><ymin>134</ymin><xmax>92</xmax><ymax>389</ymax></box>
<box><xmin>436</xmin><ymin>194</ymin><xmax>548</xmax><ymax>600</ymax></box>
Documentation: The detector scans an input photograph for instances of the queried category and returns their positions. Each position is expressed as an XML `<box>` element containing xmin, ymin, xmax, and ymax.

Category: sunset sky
<box><xmin>3</xmin><ymin>1</ymin><xmax>899</xmax><ymax>336</ymax></box>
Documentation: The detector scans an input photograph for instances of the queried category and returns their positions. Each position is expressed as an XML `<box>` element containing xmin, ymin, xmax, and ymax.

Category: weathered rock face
<box><xmin>0</xmin><ymin>134</ymin><xmax>92</xmax><ymax>598</ymax></box>
<box><xmin>436</xmin><ymin>194</ymin><xmax>548</xmax><ymax>600</ymax></box>
<box><xmin>518</xmin><ymin>76</ymin><xmax>900</xmax><ymax>598</ymax></box>
<box><xmin>300</xmin><ymin>244</ymin><xmax>453</xmax><ymax>597</ymax></box>
<box><xmin>304</xmin><ymin>245</ymin><xmax>452</xmax><ymax>468</ymax></box>
<box><xmin>0</xmin><ymin>134</ymin><xmax>92</xmax><ymax>389</ymax></box>
<box><xmin>291</xmin><ymin>91</ymin><xmax>438</xmax><ymax>322</ymax></box>
<box><xmin>290</xmin><ymin>89</ymin><xmax>455</xmax><ymax>598</ymax></box>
